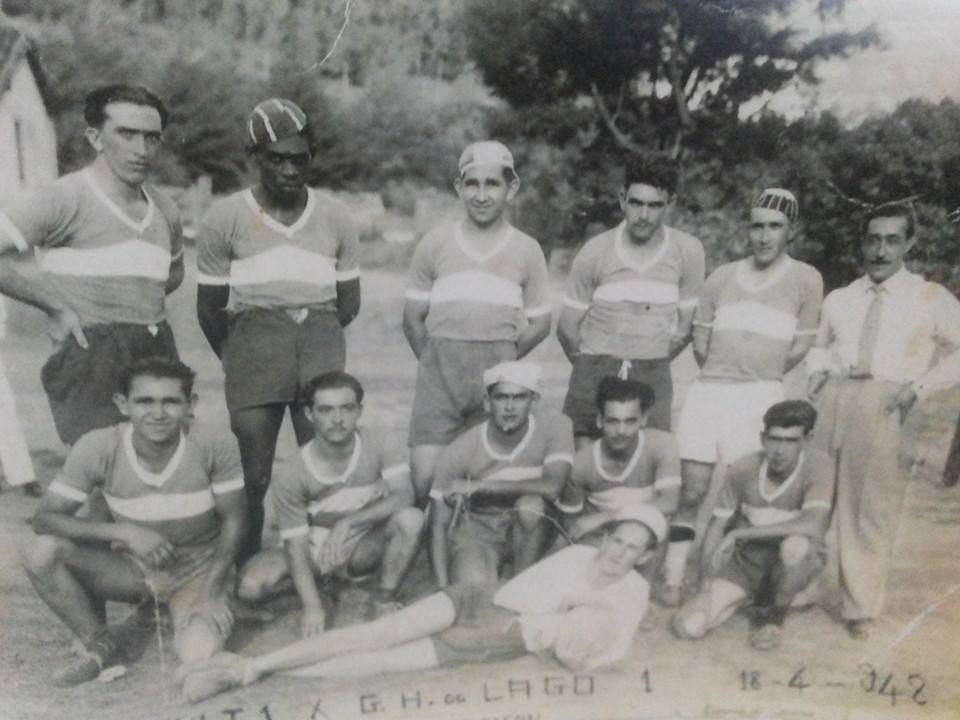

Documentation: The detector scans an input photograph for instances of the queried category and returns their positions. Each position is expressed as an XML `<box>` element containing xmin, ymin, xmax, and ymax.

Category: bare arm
<box><xmin>0</xmin><ymin>259</ymin><xmax>87</xmax><ymax>347</ymax></box>
<box><xmin>557</xmin><ymin>306</ymin><xmax>586</xmax><ymax>362</ymax></box>
<box><xmin>197</xmin><ymin>284</ymin><xmax>230</xmax><ymax>359</ymax></box>
<box><xmin>784</xmin><ymin>333</ymin><xmax>816</xmax><ymax>373</ymax></box>
<box><xmin>165</xmin><ymin>254</ymin><xmax>185</xmax><ymax>295</ymax></box>
<box><xmin>402</xmin><ymin>300</ymin><xmax>430</xmax><ymax>359</ymax></box>
<box><xmin>668</xmin><ymin>306</ymin><xmax>696</xmax><ymax>361</ymax></box>
<box><xmin>691</xmin><ymin>324</ymin><xmax>710</xmax><ymax>368</ymax></box>
<box><xmin>429</xmin><ymin>496</ymin><xmax>452</xmax><ymax>587</ymax></box>
<box><xmin>724</xmin><ymin>506</ymin><xmax>830</xmax><ymax>544</ymax></box>
<box><xmin>652</xmin><ymin>484</ymin><xmax>681</xmax><ymax>518</ymax></box>
<box><xmin>467</xmin><ymin>461</ymin><xmax>568</xmax><ymax>502</ymax></box>
<box><xmin>516</xmin><ymin>313</ymin><xmax>551</xmax><ymax>358</ymax></box>
<box><xmin>698</xmin><ymin>514</ymin><xmax>728</xmax><ymax>585</ymax></box>
<box><xmin>198</xmin><ymin>490</ymin><xmax>247</xmax><ymax>602</ymax></box>
<box><xmin>335</xmin><ymin>277</ymin><xmax>361</xmax><ymax>328</ymax></box>
<box><xmin>284</xmin><ymin>537</ymin><xmax>325</xmax><ymax>615</ymax></box>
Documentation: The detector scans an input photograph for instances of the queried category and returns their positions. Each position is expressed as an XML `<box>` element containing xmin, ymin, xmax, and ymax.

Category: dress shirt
<box><xmin>806</xmin><ymin>268</ymin><xmax>960</xmax><ymax>400</ymax></box>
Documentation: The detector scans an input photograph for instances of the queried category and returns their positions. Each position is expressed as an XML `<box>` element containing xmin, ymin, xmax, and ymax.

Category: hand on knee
<box><xmin>388</xmin><ymin>507</ymin><xmax>425</xmax><ymax>544</ymax></box>
<box><xmin>780</xmin><ymin>535</ymin><xmax>812</xmax><ymax>566</ymax></box>
<box><xmin>515</xmin><ymin>495</ymin><xmax>546</xmax><ymax>529</ymax></box>
<box><xmin>175</xmin><ymin>615</ymin><xmax>224</xmax><ymax>665</ymax></box>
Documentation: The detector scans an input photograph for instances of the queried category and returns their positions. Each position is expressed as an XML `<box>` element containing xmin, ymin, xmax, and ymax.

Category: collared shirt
<box><xmin>806</xmin><ymin>268</ymin><xmax>960</xmax><ymax>400</ymax></box>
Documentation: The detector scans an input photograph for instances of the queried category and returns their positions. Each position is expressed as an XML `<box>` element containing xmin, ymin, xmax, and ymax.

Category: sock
<box><xmin>664</xmin><ymin>539</ymin><xmax>693</xmax><ymax>587</ymax></box>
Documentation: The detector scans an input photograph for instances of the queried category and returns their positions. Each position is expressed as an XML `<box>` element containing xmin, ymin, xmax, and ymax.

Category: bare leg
<box><xmin>348</xmin><ymin>508</ymin><xmax>424</xmax><ymax>596</ymax></box>
<box><xmin>664</xmin><ymin>459</ymin><xmax>715</xmax><ymax>598</ymax></box>
<box><xmin>450</xmin><ymin>541</ymin><xmax>500</xmax><ymax>585</ymax></box>
<box><xmin>288</xmin><ymin>401</ymin><xmax>314</xmax><ymax>447</ymax></box>
<box><xmin>513</xmin><ymin>494</ymin><xmax>547</xmax><ymax>573</ymax></box>
<box><xmin>237</xmin><ymin>548</ymin><xmax>291</xmax><ymax>603</ymax></box>
<box><xmin>285</xmin><ymin>638</ymin><xmax>439</xmax><ymax>678</ymax></box>
<box><xmin>410</xmin><ymin>444</ymin><xmax>444</xmax><ymax>507</ymax></box>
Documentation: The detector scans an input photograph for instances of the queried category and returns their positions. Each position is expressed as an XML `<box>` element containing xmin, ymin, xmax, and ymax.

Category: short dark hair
<box><xmin>595</xmin><ymin>376</ymin><xmax>656</xmax><ymax>414</ymax></box>
<box><xmin>623</xmin><ymin>156</ymin><xmax>679</xmax><ymax>196</ymax></box>
<box><xmin>300</xmin><ymin>371</ymin><xmax>364</xmax><ymax>407</ymax></box>
<box><xmin>863</xmin><ymin>202</ymin><xmax>916</xmax><ymax>240</ymax></box>
<box><xmin>119</xmin><ymin>356</ymin><xmax>195</xmax><ymax>397</ymax></box>
<box><xmin>762</xmin><ymin>400</ymin><xmax>818</xmax><ymax>435</ymax></box>
<box><xmin>84</xmin><ymin>84</ymin><xmax>168</xmax><ymax>130</ymax></box>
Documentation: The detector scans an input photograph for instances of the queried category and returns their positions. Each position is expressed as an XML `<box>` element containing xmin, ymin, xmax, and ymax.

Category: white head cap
<box><xmin>482</xmin><ymin>361</ymin><xmax>541</xmax><ymax>394</ymax></box>
<box><xmin>459</xmin><ymin>140</ymin><xmax>516</xmax><ymax>178</ymax></box>
<box><xmin>612</xmin><ymin>504</ymin><xmax>668</xmax><ymax>547</ymax></box>
<box><xmin>753</xmin><ymin>187</ymin><xmax>799</xmax><ymax>223</ymax></box>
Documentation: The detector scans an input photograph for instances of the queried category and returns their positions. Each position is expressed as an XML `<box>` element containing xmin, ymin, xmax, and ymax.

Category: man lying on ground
<box><xmin>19</xmin><ymin>357</ymin><xmax>246</xmax><ymax>686</ymax></box>
<box><xmin>178</xmin><ymin>506</ymin><xmax>667</xmax><ymax>704</ymax></box>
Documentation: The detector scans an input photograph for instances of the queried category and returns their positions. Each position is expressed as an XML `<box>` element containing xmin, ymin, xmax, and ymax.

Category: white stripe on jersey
<box><xmin>280</xmin><ymin>525</ymin><xmax>310</xmax><ymax>540</ymax></box>
<box><xmin>382</xmin><ymin>463</ymin><xmax>410</xmax><ymax>480</ymax></box>
<box><xmin>592</xmin><ymin>278</ymin><xmax>680</xmax><ymax>305</ymax></box>
<box><xmin>197</xmin><ymin>272</ymin><xmax>230</xmax><ymax>286</ymax></box>
<box><xmin>562</xmin><ymin>295</ymin><xmax>590</xmax><ymax>311</ymax></box>
<box><xmin>39</xmin><ymin>240</ymin><xmax>171</xmax><ymax>280</ymax></box>
<box><xmin>230</xmin><ymin>246</ymin><xmax>337</xmax><ymax>287</ymax></box>
<box><xmin>104</xmin><ymin>488</ymin><xmax>215</xmax><ymax>522</ymax></box>
<box><xmin>742</xmin><ymin>504</ymin><xmax>801</xmax><ymax>527</ymax></box>
<box><xmin>49</xmin><ymin>480</ymin><xmax>89</xmax><ymax>503</ymax></box>
<box><xmin>430</xmin><ymin>270</ymin><xmax>523</xmax><ymax>309</ymax></box>
<box><xmin>712</xmin><ymin>301</ymin><xmax>798</xmax><ymax>341</ymax></box>
<box><xmin>212</xmin><ymin>477</ymin><xmax>244</xmax><ymax>495</ymax></box>
<box><xmin>590</xmin><ymin>485</ymin><xmax>655</xmax><ymax>512</ymax></box>
<box><xmin>307</xmin><ymin>484</ymin><xmax>380</xmax><ymax>515</ymax></box>
<box><xmin>485</xmin><ymin>465</ymin><xmax>542</xmax><ymax>482</ymax></box>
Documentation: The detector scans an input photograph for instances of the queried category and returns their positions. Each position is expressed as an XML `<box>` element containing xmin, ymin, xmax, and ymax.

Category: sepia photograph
<box><xmin>0</xmin><ymin>1</ymin><xmax>958</xmax><ymax>718</ymax></box>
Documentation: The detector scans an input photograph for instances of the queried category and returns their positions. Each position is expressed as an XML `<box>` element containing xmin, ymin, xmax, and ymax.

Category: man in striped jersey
<box><xmin>663</xmin><ymin>188</ymin><xmax>823</xmax><ymax>606</ymax></box>
<box><xmin>19</xmin><ymin>358</ymin><xmax>247</xmax><ymax>686</ymax></box>
<box><xmin>671</xmin><ymin>401</ymin><xmax>832</xmax><ymax>651</ymax></box>
<box><xmin>235</xmin><ymin>372</ymin><xmax>423</xmax><ymax>635</ymax></box>
<box><xmin>429</xmin><ymin>361</ymin><xmax>574</xmax><ymax>587</ymax></box>
<box><xmin>558</xmin><ymin>156</ymin><xmax>705</xmax><ymax>448</ymax></box>
<box><xmin>0</xmin><ymin>84</ymin><xmax>183</xmax><ymax>446</ymax></box>
<box><xmin>557</xmin><ymin>376</ymin><xmax>681</xmax><ymax>545</ymax></box>
<box><xmin>403</xmin><ymin>141</ymin><xmax>552</xmax><ymax>504</ymax></box>
<box><xmin>196</xmin><ymin>98</ymin><xmax>360</xmax><ymax>562</ymax></box>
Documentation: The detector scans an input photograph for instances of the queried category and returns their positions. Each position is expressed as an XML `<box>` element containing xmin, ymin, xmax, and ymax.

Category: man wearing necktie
<box><xmin>806</xmin><ymin>203</ymin><xmax>960</xmax><ymax>640</ymax></box>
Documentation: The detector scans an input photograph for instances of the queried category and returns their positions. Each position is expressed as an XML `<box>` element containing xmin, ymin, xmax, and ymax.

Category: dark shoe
<box><xmin>22</xmin><ymin>481</ymin><xmax>42</xmax><ymax>497</ymax></box>
<box><xmin>53</xmin><ymin>631</ymin><xmax>124</xmax><ymax>687</ymax></box>
<box><xmin>846</xmin><ymin>619</ymin><xmax>873</xmax><ymax>640</ymax></box>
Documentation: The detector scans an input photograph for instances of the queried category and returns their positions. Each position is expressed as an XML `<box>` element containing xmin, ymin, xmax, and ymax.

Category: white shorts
<box><xmin>676</xmin><ymin>380</ymin><xmax>784</xmax><ymax>464</ymax></box>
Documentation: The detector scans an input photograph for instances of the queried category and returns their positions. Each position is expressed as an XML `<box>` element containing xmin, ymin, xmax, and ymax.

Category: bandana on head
<box><xmin>613</xmin><ymin>505</ymin><xmax>667</xmax><ymax>546</ymax></box>
<box><xmin>247</xmin><ymin>98</ymin><xmax>308</xmax><ymax>148</ymax></box>
<box><xmin>458</xmin><ymin>141</ymin><xmax>516</xmax><ymax>178</ymax></box>
<box><xmin>754</xmin><ymin>188</ymin><xmax>799</xmax><ymax>223</ymax></box>
<box><xmin>482</xmin><ymin>361</ymin><xmax>541</xmax><ymax>394</ymax></box>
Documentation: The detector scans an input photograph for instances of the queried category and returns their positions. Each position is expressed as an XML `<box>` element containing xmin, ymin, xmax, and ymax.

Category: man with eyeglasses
<box><xmin>429</xmin><ymin>361</ymin><xmax>574</xmax><ymax>587</ymax></box>
<box><xmin>196</xmin><ymin>98</ymin><xmax>360</xmax><ymax>563</ymax></box>
<box><xmin>558</xmin><ymin>156</ymin><xmax>705</xmax><ymax>449</ymax></box>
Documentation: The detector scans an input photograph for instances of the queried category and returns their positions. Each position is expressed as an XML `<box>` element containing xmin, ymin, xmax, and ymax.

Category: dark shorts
<box><xmin>432</xmin><ymin>582</ymin><xmax>526</xmax><ymax>666</ymax></box>
<box><xmin>408</xmin><ymin>338</ymin><xmax>516</xmax><ymax>446</ymax></box>
<box><xmin>41</xmin><ymin>321</ymin><xmax>178</xmax><ymax>445</ymax></box>
<box><xmin>449</xmin><ymin>507</ymin><xmax>517</xmax><ymax>564</ymax></box>
<box><xmin>562</xmin><ymin>354</ymin><xmax>672</xmax><ymax>436</ymax></box>
<box><xmin>716</xmin><ymin>537</ymin><xmax>826</xmax><ymax>597</ymax></box>
<box><xmin>222</xmin><ymin>308</ymin><xmax>345</xmax><ymax>412</ymax></box>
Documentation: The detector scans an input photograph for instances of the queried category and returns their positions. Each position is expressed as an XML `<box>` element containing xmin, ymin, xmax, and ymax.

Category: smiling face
<box><xmin>455</xmin><ymin>164</ymin><xmax>518</xmax><ymax>229</ymax></box>
<box><xmin>748</xmin><ymin>207</ymin><xmax>792</xmax><ymax>268</ymax></box>
<box><xmin>114</xmin><ymin>375</ymin><xmax>193</xmax><ymax>446</ymax></box>
<box><xmin>619</xmin><ymin>183</ymin><xmax>670</xmax><ymax>244</ymax></box>
<box><xmin>597</xmin><ymin>399</ymin><xmax>645</xmax><ymax>456</ymax></box>
<box><xmin>305</xmin><ymin>385</ymin><xmax>362</xmax><ymax>446</ymax></box>
<box><xmin>86</xmin><ymin>102</ymin><xmax>163</xmax><ymax>187</ymax></box>
<box><xmin>595</xmin><ymin>521</ymin><xmax>654</xmax><ymax>579</ymax></box>
<box><xmin>863</xmin><ymin>215</ymin><xmax>914</xmax><ymax>283</ymax></box>
<box><xmin>254</xmin><ymin>134</ymin><xmax>312</xmax><ymax>205</ymax></box>
<box><xmin>485</xmin><ymin>381</ymin><xmax>535</xmax><ymax>435</ymax></box>
<box><xmin>761</xmin><ymin>424</ymin><xmax>807</xmax><ymax>479</ymax></box>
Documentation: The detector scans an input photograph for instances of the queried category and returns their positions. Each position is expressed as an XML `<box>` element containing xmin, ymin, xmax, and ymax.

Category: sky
<box><xmin>767</xmin><ymin>0</ymin><xmax>960</xmax><ymax>122</ymax></box>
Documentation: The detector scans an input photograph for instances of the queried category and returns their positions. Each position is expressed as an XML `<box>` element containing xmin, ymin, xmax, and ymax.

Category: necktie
<box><xmin>852</xmin><ymin>285</ymin><xmax>883</xmax><ymax>377</ymax></box>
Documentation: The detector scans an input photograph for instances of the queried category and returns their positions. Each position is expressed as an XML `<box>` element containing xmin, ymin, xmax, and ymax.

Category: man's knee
<box><xmin>388</xmin><ymin>507</ymin><xmax>425</xmax><ymax>544</ymax></box>
<box><xmin>671</xmin><ymin>600</ymin><xmax>710</xmax><ymax>640</ymax></box>
<box><xmin>780</xmin><ymin>535</ymin><xmax>812</xmax><ymax>566</ymax></box>
<box><xmin>174</xmin><ymin>616</ymin><xmax>224</xmax><ymax>665</ymax></box>
<box><xmin>19</xmin><ymin>534</ymin><xmax>70</xmax><ymax>576</ymax></box>
<box><xmin>515</xmin><ymin>495</ymin><xmax>546</xmax><ymax>529</ymax></box>
<box><xmin>679</xmin><ymin>463</ymin><xmax>713</xmax><ymax>511</ymax></box>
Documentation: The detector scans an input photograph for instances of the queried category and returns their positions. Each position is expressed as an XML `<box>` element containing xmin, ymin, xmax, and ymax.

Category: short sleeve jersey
<box><xmin>565</xmin><ymin>429</ymin><xmax>681</xmax><ymax>514</ymax></box>
<box><xmin>713</xmin><ymin>449</ymin><xmax>834</xmax><ymax>529</ymax></box>
<box><xmin>48</xmin><ymin>422</ymin><xmax>243</xmax><ymax>547</ymax></box>
<box><xmin>695</xmin><ymin>257</ymin><xmax>823</xmax><ymax>382</ymax></box>
<box><xmin>564</xmin><ymin>224</ymin><xmax>705</xmax><ymax>359</ymax></box>
<box><xmin>432</xmin><ymin>412</ymin><xmax>575</xmax><ymax>512</ymax></box>
<box><xmin>405</xmin><ymin>221</ymin><xmax>552</xmax><ymax>341</ymax></box>
<box><xmin>0</xmin><ymin>170</ymin><xmax>182</xmax><ymax>325</ymax></box>
<box><xmin>272</xmin><ymin>427</ymin><xmax>408</xmax><ymax>542</ymax></box>
<box><xmin>196</xmin><ymin>188</ymin><xmax>359</xmax><ymax>312</ymax></box>
<box><xmin>493</xmin><ymin>544</ymin><xmax>649</xmax><ymax>668</ymax></box>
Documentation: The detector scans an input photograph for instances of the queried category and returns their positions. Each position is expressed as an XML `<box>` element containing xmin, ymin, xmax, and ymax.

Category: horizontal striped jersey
<box><xmin>0</xmin><ymin>170</ymin><xmax>182</xmax><ymax>325</ymax></box>
<box><xmin>196</xmin><ymin>188</ymin><xmax>359</xmax><ymax>312</ymax></box>
<box><xmin>405</xmin><ymin>221</ymin><xmax>551</xmax><ymax>341</ymax></box>
<box><xmin>695</xmin><ymin>257</ymin><xmax>823</xmax><ymax>382</ymax></box>
<box><xmin>564</xmin><ymin>224</ymin><xmax>704</xmax><ymax>359</ymax></box>
<box><xmin>712</xmin><ymin>449</ymin><xmax>833</xmax><ymax>528</ymax></box>
<box><xmin>431</xmin><ymin>412</ymin><xmax>574</xmax><ymax>512</ymax></box>
<box><xmin>49</xmin><ymin>422</ymin><xmax>243</xmax><ymax>547</ymax></box>
<box><xmin>560</xmin><ymin>429</ymin><xmax>681</xmax><ymax>515</ymax></box>
<box><xmin>272</xmin><ymin>427</ymin><xmax>409</xmax><ymax>541</ymax></box>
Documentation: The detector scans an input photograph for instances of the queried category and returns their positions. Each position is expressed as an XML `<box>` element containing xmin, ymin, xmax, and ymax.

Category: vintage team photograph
<box><xmin>0</xmin><ymin>1</ymin><xmax>958</xmax><ymax>718</ymax></box>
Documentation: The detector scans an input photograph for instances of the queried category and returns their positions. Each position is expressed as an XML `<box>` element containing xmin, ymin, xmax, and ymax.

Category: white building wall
<box><xmin>0</xmin><ymin>60</ymin><xmax>58</xmax><ymax>200</ymax></box>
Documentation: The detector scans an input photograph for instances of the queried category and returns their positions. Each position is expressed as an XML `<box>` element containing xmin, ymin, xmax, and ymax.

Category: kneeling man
<box><xmin>20</xmin><ymin>357</ymin><xmax>247</xmax><ymax>685</ymax></box>
<box><xmin>430</xmin><ymin>361</ymin><xmax>574</xmax><ymax>586</ymax></box>
<box><xmin>237</xmin><ymin>372</ymin><xmax>422</xmax><ymax>633</ymax></box>
<box><xmin>179</xmin><ymin>507</ymin><xmax>666</xmax><ymax>703</ymax></box>
<box><xmin>671</xmin><ymin>400</ymin><xmax>832</xmax><ymax>650</ymax></box>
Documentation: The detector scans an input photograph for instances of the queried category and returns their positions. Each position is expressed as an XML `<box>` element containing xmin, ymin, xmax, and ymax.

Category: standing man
<box><xmin>0</xmin><ymin>297</ymin><xmax>38</xmax><ymax>494</ymax></box>
<box><xmin>430</xmin><ymin>361</ymin><xmax>574</xmax><ymax>587</ymax></box>
<box><xmin>671</xmin><ymin>401</ymin><xmax>832</xmax><ymax>651</ymax></box>
<box><xmin>403</xmin><ymin>141</ymin><xmax>552</xmax><ymax>504</ymax></box>
<box><xmin>0</xmin><ymin>84</ymin><xmax>183</xmax><ymax>445</ymax></box>
<box><xmin>664</xmin><ymin>189</ymin><xmax>823</xmax><ymax>605</ymax></box>
<box><xmin>235</xmin><ymin>372</ymin><xmax>422</xmax><ymax>632</ymax></box>
<box><xmin>807</xmin><ymin>202</ymin><xmax>960</xmax><ymax>639</ymax></box>
<box><xmin>196</xmin><ymin>98</ymin><xmax>360</xmax><ymax>562</ymax></box>
<box><xmin>558</xmin><ymin>156</ymin><xmax>705</xmax><ymax>449</ymax></box>
<box><xmin>558</xmin><ymin>376</ymin><xmax>681</xmax><ymax>543</ymax></box>
<box><xmin>19</xmin><ymin>358</ymin><xmax>246</xmax><ymax>686</ymax></box>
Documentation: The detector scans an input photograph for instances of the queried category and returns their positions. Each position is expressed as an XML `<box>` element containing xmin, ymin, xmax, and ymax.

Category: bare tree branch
<box><xmin>590</xmin><ymin>81</ymin><xmax>645</xmax><ymax>155</ymax></box>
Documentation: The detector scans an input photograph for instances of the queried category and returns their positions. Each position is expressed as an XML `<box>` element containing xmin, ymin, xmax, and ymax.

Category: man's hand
<box><xmin>318</xmin><ymin>520</ymin><xmax>351</xmax><ymax>575</ymax></box>
<box><xmin>300</xmin><ymin>607</ymin><xmax>326</xmax><ymax>638</ymax></box>
<box><xmin>117</xmin><ymin>525</ymin><xmax>176</xmax><ymax>568</ymax></box>
<box><xmin>806</xmin><ymin>371</ymin><xmax>829</xmax><ymax>401</ymax></box>
<box><xmin>48</xmin><ymin>307</ymin><xmax>88</xmax><ymax>349</ymax></box>
<box><xmin>195</xmin><ymin>593</ymin><xmax>235</xmax><ymax>638</ymax></box>
<box><xmin>884</xmin><ymin>383</ymin><xmax>918</xmax><ymax>424</ymax></box>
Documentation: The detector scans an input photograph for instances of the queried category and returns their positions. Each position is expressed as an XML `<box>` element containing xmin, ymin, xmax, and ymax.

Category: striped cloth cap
<box><xmin>754</xmin><ymin>188</ymin><xmax>799</xmax><ymax>222</ymax></box>
<box><xmin>247</xmin><ymin>98</ymin><xmax>308</xmax><ymax>148</ymax></box>
<box><xmin>458</xmin><ymin>141</ymin><xmax>516</xmax><ymax>178</ymax></box>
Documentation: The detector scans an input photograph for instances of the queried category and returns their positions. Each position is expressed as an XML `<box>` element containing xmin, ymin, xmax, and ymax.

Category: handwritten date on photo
<box><xmin>738</xmin><ymin>663</ymin><xmax>927</xmax><ymax>708</ymax></box>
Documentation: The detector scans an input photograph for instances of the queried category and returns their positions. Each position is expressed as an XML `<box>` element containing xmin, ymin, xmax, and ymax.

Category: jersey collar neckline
<box><xmin>122</xmin><ymin>423</ymin><xmax>186</xmax><ymax>488</ymax></box>
<box><xmin>736</xmin><ymin>255</ymin><xmax>794</xmax><ymax>293</ymax></box>
<box><xmin>302</xmin><ymin>432</ymin><xmax>363</xmax><ymax>485</ymax></box>
<box><xmin>615</xmin><ymin>222</ymin><xmax>671</xmax><ymax>274</ymax></box>
<box><xmin>481</xmin><ymin>415</ymin><xmax>536</xmax><ymax>462</ymax></box>
<box><xmin>758</xmin><ymin>451</ymin><xmax>803</xmax><ymax>503</ymax></box>
<box><xmin>454</xmin><ymin>221</ymin><xmax>515</xmax><ymax>264</ymax></box>
<box><xmin>593</xmin><ymin>430</ymin><xmax>645</xmax><ymax>484</ymax></box>
<box><xmin>82</xmin><ymin>169</ymin><xmax>155</xmax><ymax>234</ymax></box>
<box><xmin>242</xmin><ymin>187</ymin><xmax>316</xmax><ymax>239</ymax></box>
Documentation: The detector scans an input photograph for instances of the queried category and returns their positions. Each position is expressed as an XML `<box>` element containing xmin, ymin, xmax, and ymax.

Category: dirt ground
<box><xmin>1</xmin><ymin>249</ymin><xmax>959</xmax><ymax>720</ymax></box>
